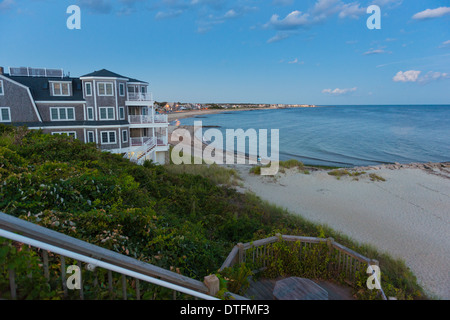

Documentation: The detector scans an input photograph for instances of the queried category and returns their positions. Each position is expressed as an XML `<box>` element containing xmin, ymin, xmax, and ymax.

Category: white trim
<box><xmin>28</xmin><ymin>124</ymin><xmax>131</xmax><ymax>130</ymax></box>
<box><xmin>0</xmin><ymin>79</ymin><xmax>4</xmax><ymax>95</ymax></box>
<box><xmin>100</xmin><ymin>130</ymin><xmax>117</xmax><ymax>145</ymax></box>
<box><xmin>114</xmin><ymin>80</ymin><xmax>119</xmax><ymax>121</ymax></box>
<box><xmin>99</xmin><ymin>107</ymin><xmax>115</xmax><ymax>120</ymax></box>
<box><xmin>87</xmin><ymin>107</ymin><xmax>94</xmax><ymax>120</ymax></box>
<box><xmin>48</xmin><ymin>80</ymin><xmax>72</xmax><ymax>84</ymax></box>
<box><xmin>85</xmin><ymin>82</ymin><xmax>92</xmax><ymax>96</ymax></box>
<box><xmin>119</xmin><ymin>83</ymin><xmax>125</xmax><ymax>97</ymax></box>
<box><xmin>49</xmin><ymin>107</ymin><xmax>76</xmax><ymax>121</ymax></box>
<box><xmin>51</xmin><ymin>82</ymin><xmax>71</xmax><ymax>97</ymax></box>
<box><xmin>122</xmin><ymin>129</ymin><xmax>128</xmax><ymax>143</ymax></box>
<box><xmin>80</xmin><ymin>76</ymin><xmax>129</xmax><ymax>81</ymax></box>
<box><xmin>87</xmin><ymin>130</ymin><xmax>95</xmax><ymax>143</ymax></box>
<box><xmin>0</xmin><ymin>74</ymin><xmax>43</xmax><ymax>122</ymax></box>
<box><xmin>35</xmin><ymin>101</ymin><xmax>86</xmax><ymax>104</ymax></box>
<box><xmin>93</xmin><ymin>80</ymin><xmax>98</xmax><ymax>121</ymax></box>
<box><xmin>119</xmin><ymin>106</ymin><xmax>125</xmax><ymax>120</ymax></box>
<box><xmin>0</xmin><ymin>107</ymin><xmax>11</xmax><ymax>122</ymax></box>
<box><xmin>97</xmin><ymin>82</ymin><xmax>114</xmax><ymax>96</ymax></box>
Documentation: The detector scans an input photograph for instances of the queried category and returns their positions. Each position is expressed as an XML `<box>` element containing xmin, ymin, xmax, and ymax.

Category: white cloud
<box><xmin>418</xmin><ymin>71</ymin><xmax>449</xmax><ymax>84</ymax></box>
<box><xmin>412</xmin><ymin>7</ymin><xmax>450</xmax><ymax>20</ymax></box>
<box><xmin>338</xmin><ymin>2</ymin><xmax>365</xmax><ymax>19</ymax></box>
<box><xmin>438</xmin><ymin>40</ymin><xmax>450</xmax><ymax>48</ymax></box>
<box><xmin>265</xmin><ymin>0</ymin><xmax>369</xmax><ymax>42</ymax></box>
<box><xmin>322</xmin><ymin>87</ymin><xmax>357</xmax><ymax>95</ymax></box>
<box><xmin>288</xmin><ymin>58</ymin><xmax>304</xmax><ymax>64</ymax></box>
<box><xmin>364</xmin><ymin>48</ymin><xmax>391</xmax><ymax>55</ymax></box>
<box><xmin>267</xmin><ymin>31</ymin><xmax>294</xmax><ymax>43</ymax></box>
<box><xmin>393</xmin><ymin>70</ymin><xmax>450</xmax><ymax>83</ymax></box>
<box><xmin>267</xmin><ymin>10</ymin><xmax>311</xmax><ymax>30</ymax></box>
<box><xmin>0</xmin><ymin>0</ymin><xmax>14</xmax><ymax>11</ymax></box>
<box><xmin>155</xmin><ymin>9</ymin><xmax>184</xmax><ymax>19</ymax></box>
<box><xmin>393</xmin><ymin>70</ymin><xmax>421</xmax><ymax>82</ymax></box>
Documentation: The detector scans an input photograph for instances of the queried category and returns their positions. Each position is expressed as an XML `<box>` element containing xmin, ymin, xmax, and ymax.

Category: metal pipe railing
<box><xmin>0</xmin><ymin>229</ymin><xmax>218</xmax><ymax>300</ymax></box>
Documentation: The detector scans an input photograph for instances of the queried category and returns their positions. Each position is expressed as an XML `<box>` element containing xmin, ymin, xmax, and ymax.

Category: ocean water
<box><xmin>176</xmin><ymin>105</ymin><xmax>450</xmax><ymax>167</ymax></box>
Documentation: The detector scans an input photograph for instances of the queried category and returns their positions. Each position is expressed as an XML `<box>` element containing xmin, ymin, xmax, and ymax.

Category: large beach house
<box><xmin>0</xmin><ymin>66</ymin><xmax>169</xmax><ymax>164</ymax></box>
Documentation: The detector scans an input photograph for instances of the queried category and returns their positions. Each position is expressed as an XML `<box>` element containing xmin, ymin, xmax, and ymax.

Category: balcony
<box><xmin>127</xmin><ymin>93</ymin><xmax>153</xmax><ymax>101</ymax></box>
<box><xmin>130</xmin><ymin>136</ymin><xmax>168</xmax><ymax>147</ymax></box>
<box><xmin>128</xmin><ymin>114</ymin><xmax>168</xmax><ymax>125</ymax></box>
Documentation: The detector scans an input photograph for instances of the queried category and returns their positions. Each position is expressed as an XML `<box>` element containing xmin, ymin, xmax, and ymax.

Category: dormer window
<box><xmin>51</xmin><ymin>82</ymin><xmax>71</xmax><ymax>96</ymax></box>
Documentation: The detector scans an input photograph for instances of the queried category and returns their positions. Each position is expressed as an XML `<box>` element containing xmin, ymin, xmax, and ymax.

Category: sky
<box><xmin>0</xmin><ymin>0</ymin><xmax>449</xmax><ymax>105</ymax></box>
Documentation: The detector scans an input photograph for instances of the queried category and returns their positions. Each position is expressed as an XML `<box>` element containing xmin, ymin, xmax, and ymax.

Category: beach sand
<box><xmin>234</xmin><ymin>165</ymin><xmax>450</xmax><ymax>300</ymax></box>
<box><xmin>168</xmin><ymin>122</ymin><xmax>450</xmax><ymax>300</ymax></box>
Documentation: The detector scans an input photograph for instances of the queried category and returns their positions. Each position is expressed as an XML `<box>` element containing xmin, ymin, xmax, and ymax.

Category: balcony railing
<box><xmin>128</xmin><ymin>114</ymin><xmax>168</xmax><ymax>125</ymax></box>
<box><xmin>127</xmin><ymin>93</ymin><xmax>153</xmax><ymax>101</ymax></box>
<box><xmin>130</xmin><ymin>136</ymin><xmax>168</xmax><ymax>147</ymax></box>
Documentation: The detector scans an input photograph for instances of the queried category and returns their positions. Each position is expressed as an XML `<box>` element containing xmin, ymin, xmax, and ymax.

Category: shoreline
<box><xmin>169</xmin><ymin>123</ymin><xmax>450</xmax><ymax>175</ymax></box>
<box><xmin>168</xmin><ymin>121</ymin><xmax>450</xmax><ymax>300</ymax></box>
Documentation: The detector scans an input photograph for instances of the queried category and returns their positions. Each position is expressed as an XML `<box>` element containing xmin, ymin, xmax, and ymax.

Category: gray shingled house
<box><xmin>0</xmin><ymin>66</ymin><xmax>169</xmax><ymax>164</ymax></box>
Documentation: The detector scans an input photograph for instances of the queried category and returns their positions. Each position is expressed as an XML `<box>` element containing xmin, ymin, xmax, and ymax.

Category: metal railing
<box><xmin>125</xmin><ymin>137</ymin><xmax>157</xmax><ymax>165</ymax></box>
<box><xmin>128</xmin><ymin>114</ymin><xmax>168</xmax><ymax>125</ymax></box>
<box><xmin>220</xmin><ymin>234</ymin><xmax>387</xmax><ymax>300</ymax></box>
<box><xmin>0</xmin><ymin>212</ymin><xmax>219</xmax><ymax>300</ymax></box>
<box><xmin>127</xmin><ymin>93</ymin><xmax>153</xmax><ymax>102</ymax></box>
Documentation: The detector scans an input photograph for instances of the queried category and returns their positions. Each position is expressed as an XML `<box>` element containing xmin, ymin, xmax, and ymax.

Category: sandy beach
<box><xmin>234</xmin><ymin>165</ymin><xmax>450</xmax><ymax>300</ymax></box>
<box><xmin>168</xmin><ymin>113</ymin><xmax>450</xmax><ymax>300</ymax></box>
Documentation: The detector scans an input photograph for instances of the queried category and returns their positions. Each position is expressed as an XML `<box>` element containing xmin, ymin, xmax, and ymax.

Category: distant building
<box><xmin>0</xmin><ymin>66</ymin><xmax>169</xmax><ymax>164</ymax></box>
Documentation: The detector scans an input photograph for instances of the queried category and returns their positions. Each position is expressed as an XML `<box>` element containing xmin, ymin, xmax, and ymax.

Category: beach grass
<box><xmin>165</xmin><ymin>162</ymin><xmax>242</xmax><ymax>187</ymax></box>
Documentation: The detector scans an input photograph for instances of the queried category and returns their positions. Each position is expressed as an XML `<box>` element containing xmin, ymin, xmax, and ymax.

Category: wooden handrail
<box><xmin>0</xmin><ymin>212</ymin><xmax>209</xmax><ymax>294</ymax></box>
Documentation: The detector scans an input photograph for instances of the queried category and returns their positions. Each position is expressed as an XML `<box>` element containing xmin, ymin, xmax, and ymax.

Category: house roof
<box><xmin>81</xmin><ymin>69</ymin><xmax>148</xmax><ymax>84</ymax></box>
<box><xmin>4</xmin><ymin>75</ymin><xmax>85</xmax><ymax>102</ymax></box>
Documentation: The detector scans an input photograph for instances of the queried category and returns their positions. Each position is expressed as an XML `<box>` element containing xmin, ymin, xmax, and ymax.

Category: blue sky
<box><xmin>1</xmin><ymin>0</ymin><xmax>449</xmax><ymax>105</ymax></box>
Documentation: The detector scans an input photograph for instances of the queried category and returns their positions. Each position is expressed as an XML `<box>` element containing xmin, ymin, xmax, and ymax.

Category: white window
<box><xmin>0</xmin><ymin>107</ymin><xmax>10</xmax><ymax>122</ymax></box>
<box><xmin>127</xmin><ymin>86</ymin><xmax>135</xmax><ymax>93</ymax></box>
<box><xmin>122</xmin><ymin>130</ymin><xmax>128</xmax><ymax>143</ymax></box>
<box><xmin>50</xmin><ymin>107</ymin><xmax>75</xmax><ymax>121</ymax></box>
<box><xmin>101</xmin><ymin>131</ymin><xmax>116</xmax><ymax>144</ymax></box>
<box><xmin>0</xmin><ymin>80</ymin><xmax>4</xmax><ymax>95</ymax></box>
<box><xmin>52</xmin><ymin>82</ymin><xmax>71</xmax><ymax>96</ymax></box>
<box><xmin>52</xmin><ymin>131</ymin><xmax>77</xmax><ymax>138</ymax></box>
<box><xmin>119</xmin><ymin>107</ymin><xmax>125</xmax><ymax>120</ymax></box>
<box><xmin>119</xmin><ymin>83</ymin><xmax>125</xmax><ymax>96</ymax></box>
<box><xmin>87</xmin><ymin>107</ymin><xmax>94</xmax><ymax>120</ymax></box>
<box><xmin>99</xmin><ymin>107</ymin><xmax>115</xmax><ymax>120</ymax></box>
<box><xmin>98</xmin><ymin>82</ymin><xmax>113</xmax><ymax>96</ymax></box>
<box><xmin>141</xmin><ymin>86</ymin><xmax>147</xmax><ymax>94</ymax></box>
<box><xmin>85</xmin><ymin>83</ymin><xmax>92</xmax><ymax>96</ymax></box>
<box><xmin>87</xmin><ymin>131</ymin><xmax>95</xmax><ymax>143</ymax></box>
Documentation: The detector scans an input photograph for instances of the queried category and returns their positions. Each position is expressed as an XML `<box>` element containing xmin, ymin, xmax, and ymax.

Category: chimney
<box><xmin>0</xmin><ymin>67</ymin><xmax>4</xmax><ymax>75</ymax></box>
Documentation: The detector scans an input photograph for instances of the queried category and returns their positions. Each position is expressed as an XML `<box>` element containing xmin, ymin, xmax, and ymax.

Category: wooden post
<box><xmin>42</xmin><ymin>250</ymin><xmax>50</xmax><ymax>280</ymax></box>
<box><xmin>204</xmin><ymin>275</ymin><xmax>220</xmax><ymax>297</ymax></box>
<box><xmin>326</xmin><ymin>237</ymin><xmax>334</xmax><ymax>274</ymax></box>
<box><xmin>9</xmin><ymin>268</ymin><xmax>16</xmax><ymax>300</ymax></box>
<box><xmin>237</xmin><ymin>243</ymin><xmax>244</xmax><ymax>264</ymax></box>
<box><xmin>77</xmin><ymin>261</ymin><xmax>84</xmax><ymax>300</ymax></box>
<box><xmin>60</xmin><ymin>256</ymin><xmax>68</xmax><ymax>298</ymax></box>
<box><xmin>122</xmin><ymin>274</ymin><xmax>127</xmax><ymax>300</ymax></box>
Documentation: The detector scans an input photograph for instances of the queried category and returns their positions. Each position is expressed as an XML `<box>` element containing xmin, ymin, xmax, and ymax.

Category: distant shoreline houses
<box><xmin>0</xmin><ymin>66</ymin><xmax>169</xmax><ymax>165</ymax></box>
<box><xmin>156</xmin><ymin>102</ymin><xmax>317</xmax><ymax>112</ymax></box>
